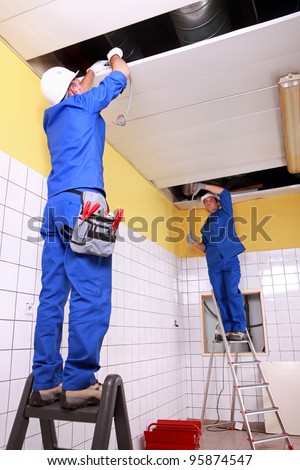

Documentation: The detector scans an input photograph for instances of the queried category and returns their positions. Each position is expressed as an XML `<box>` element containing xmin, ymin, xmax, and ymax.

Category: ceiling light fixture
<box><xmin>278</xmin><ymin>73</ymin><xmax>300</xmax><ymax>174</ymax></box>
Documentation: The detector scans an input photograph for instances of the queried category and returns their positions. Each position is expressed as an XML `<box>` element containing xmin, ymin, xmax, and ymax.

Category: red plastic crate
<box><xmin>144</xmin><ymin>420</ymin><xmax>201</xmax><ymax>450</ymax></box>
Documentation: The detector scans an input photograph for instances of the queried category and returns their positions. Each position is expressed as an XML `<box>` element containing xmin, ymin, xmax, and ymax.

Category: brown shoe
<box><xmin>60</xmin><ymin>382</ymin><xmax>102</xmax><ymax>410</ymax></box>
<box><xmin>215</xmin><ymin>332</ymin><xmax>230</xmax><ymax>342</ymax></box>
<box><xmin>29</xmin><ymin>384</ymin><xmax>62</xmax><ymax>406</ymax></box>
<box><xmin>227</xmin><ymin>331</ymin><xmax>246</xmax><ymax>341</ymax></box>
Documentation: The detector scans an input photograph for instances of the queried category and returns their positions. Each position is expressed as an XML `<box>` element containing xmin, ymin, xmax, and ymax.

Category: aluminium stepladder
<box><xmin>201</xmin><ymin>291</ymin><xmax>294</xmax><ymax>450</ymax></box>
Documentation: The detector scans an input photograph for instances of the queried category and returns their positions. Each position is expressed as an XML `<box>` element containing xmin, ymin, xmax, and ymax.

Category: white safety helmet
<box><xmin>41</xmin><ymin>66</ymin><xmax>79</xmax><ymax>106</ymax></box>
<box><xmin>201</xmin><ymin>192</ymin><xmax>220</xmax><ymax>203</ymax></box>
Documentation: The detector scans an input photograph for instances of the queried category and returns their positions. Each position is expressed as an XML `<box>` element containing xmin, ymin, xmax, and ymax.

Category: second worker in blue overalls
<box><xmin>187</xmin><ymin>184</ymin><xmax>246</xmax><ymax>342</ymax></box>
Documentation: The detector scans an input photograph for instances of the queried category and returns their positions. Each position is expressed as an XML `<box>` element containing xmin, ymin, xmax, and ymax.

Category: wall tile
<box><xmin>0</xmin><ymin>320</ymin><xmax>14</xmax><ymax>350</ymax></box>
<box><xmin>0</xmin><ymin>289</ymin><xmax>16</xmax><ymax>320</ymax></box>
<box><xmin>0</xmin><ymin>177</ymin><xmax>7</xmax><ymax>205</ymax></box>
<box><xmin>8</xmin><ymin>158</ymin><xmax>27</xmax><ymax>188</ymax></box>
<box><xmin>0</xmin><ymin>151</ymin><xmax>10</xmax><ymax>179</ymax></box>
<box><xmin>6</xmin><ymin>182</ymin><xmax>25</xmax><ymax>212</ymax></box>
<box><xmin>0</xmin><ymin>234</ymin><xmax>21</xmax><ymax>264</ymax></box>
<box><xmin>0</xmin><ymin>261</ymin><xmax>18</xmax><ymax>292</ymax></box>
<box><xmin>27</xmin><ymin>168</ymin><xmax>44</xmax><ymax>196</ymax></box>
<box><xmin>3</xmin><ymin>207</ymin><xmax>23</xmax><ymax>238</ymax></box>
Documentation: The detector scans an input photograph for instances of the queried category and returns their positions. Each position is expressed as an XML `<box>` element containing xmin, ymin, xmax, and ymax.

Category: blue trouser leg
<box><xmin>208</xmin><ymin>256</ymin><xmax>246</xmax><ymax>333</ymax></box>
<box><xmin>32</xmin><ymin>191</ymin><xmax>112</xmax><ymax>390</ymax></box>
<box><xmin>32</xmin><ymin>206</ymin><xmax>70</xmax><ymax>390</ymax></box>
<box><xmin>222</xmin><ymin>257</ymin><xmax>246</xmax><ymax>332</ymax></box>
<box><xmin>208</xmin><ymin>262</ymin><xmax>232</xmax><ymax>332</ymax></box>
<box><xmin>62</xmin><ymin>246</ymin><xmax>112</xmax><ymax>390</ymax></box>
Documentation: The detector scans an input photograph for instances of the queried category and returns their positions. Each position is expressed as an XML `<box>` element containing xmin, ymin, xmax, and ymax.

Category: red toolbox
<box><xmin>144</xmin><ymin>419</ymin><xmax>201</xmax><ymax>450</ymax></box>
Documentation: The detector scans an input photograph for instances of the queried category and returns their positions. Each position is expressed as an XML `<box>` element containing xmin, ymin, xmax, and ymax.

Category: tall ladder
<box><xmin>201</xmin><ymin>291</ymin><xmax>294</xmax><ymax>450</ymax></box>
<box><xmin>6</xmin><ymin>373</ymin><xmax>132</xmax><ymax>450</ymax></box>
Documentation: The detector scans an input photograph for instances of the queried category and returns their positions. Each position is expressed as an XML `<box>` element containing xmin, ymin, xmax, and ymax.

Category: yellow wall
<box><xmin>1</xmin><ymin>39</ymin><xmax>300</xmax><ymax>258</ymax></box>
<box><xmin>1</xmin><ymin>40</ymin><xmax>51</xmax><ymax>177</ymax></box>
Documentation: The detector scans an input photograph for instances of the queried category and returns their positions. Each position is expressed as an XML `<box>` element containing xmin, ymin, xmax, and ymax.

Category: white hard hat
<box><xmin>201</xmin><ymin>192</ymin><xmax>220</xmax><ymax>203</ymax></box>
<box><xmin>41</xmin><ymin>67</ymin><xmax>79</xmax><ymax>105</ymax></box>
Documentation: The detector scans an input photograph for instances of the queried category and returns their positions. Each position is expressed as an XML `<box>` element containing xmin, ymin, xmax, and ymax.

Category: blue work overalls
<box><xmin>201</xmin><ymin>190</ymin><xmax>246</xmax><ymax>333</ymax></box>
<box><xmin>32</xmin><ymin>71</ymin><xmax>127</xmax><ymax>391</ymax></box>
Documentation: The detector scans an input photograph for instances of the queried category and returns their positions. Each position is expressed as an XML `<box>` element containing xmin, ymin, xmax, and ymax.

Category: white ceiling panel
<box><xmin>0</xmin><ymin>0</ymin><xmax>193</xmax><ymax>59</ymax></box>
<box><xmin>0</xmin><ymin>0</ymin><xmax>48</xmax><ymax>22</ymax></box>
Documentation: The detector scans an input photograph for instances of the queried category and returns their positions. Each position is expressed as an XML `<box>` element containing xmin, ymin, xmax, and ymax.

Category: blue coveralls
<box><xmin>201</xmin><ymin>189</ymin><xmax>246</xmax><ymax>333</ymax></box>
<box><xmin>32</xmin><ymin>71</ymin><xmax>127</xmax><ymax>391</ymax></box>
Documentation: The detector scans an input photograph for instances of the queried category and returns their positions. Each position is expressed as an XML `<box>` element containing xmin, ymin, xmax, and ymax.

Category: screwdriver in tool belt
<box><xmin>112</xmin><ymin>209</ymin><xmax>124</xmax><ymax>230</ymax></box>
<box><xmin>81</xmin><ymin>201</ymin><xmax>100</xmax><ymax>220</ymax></box>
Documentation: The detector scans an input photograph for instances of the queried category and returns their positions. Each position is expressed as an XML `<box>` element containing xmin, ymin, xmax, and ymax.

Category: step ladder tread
<box><xmin>25</xmin><ymin>401</ymin><xmax>99</xmax><ymax>423</ymax></box>
<box><xmin>235</xmin><ymin>383</ymin><xmax>269</xmax><ymax>390</ymax></box>
<box><xmin>244</xmin><ymin>407</ymin><xmax>279</xmax><ymax>415</ymax></box>
<box><xmin>231</xmin><ymin>360</ymin><xmax>260</xmax><ymax>366</ymax></box>
<box><xmin>228</xmin><ymin>340</ymin><xmax>249</xmax><ymax>343</ymax></box>
<box><xmin>252</xmin><ymin>433</ymin><xmax>289</xmax><ymax>445</ymax></box>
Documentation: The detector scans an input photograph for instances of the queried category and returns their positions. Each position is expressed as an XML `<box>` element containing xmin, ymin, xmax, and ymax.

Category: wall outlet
<box><xmin>25</xmin><ymin>302</ymin><xmax>34</xmax><ymax>316</ymax></box>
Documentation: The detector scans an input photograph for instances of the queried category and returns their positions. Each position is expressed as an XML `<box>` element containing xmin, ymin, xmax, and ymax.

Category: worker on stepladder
<box><xmin>29</xmin><ymin>48</ymin><xmax>130</xmax><ymax>410</ymax></box>
<box><xmin>187</xmin><ymin>184</ymin><xmax>246</xmax><ymax>341</ymax></box>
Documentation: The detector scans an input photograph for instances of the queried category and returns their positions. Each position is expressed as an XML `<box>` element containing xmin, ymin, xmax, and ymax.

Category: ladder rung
<box><xmin>235</xmin><ymin>383</ymin><xmax>269</xmax><ymax>390</ymax></box>
<box><xmin>230</xmin><ymin>360</ymin><xmax>260</xmax><ymax>366</ymax></box>
<box><xmin>243</xmin><ymin>406</ymin><xmax>279</xmax><ymax>416</ymax></box>
<box><xmin>228</xmin><ymin>339</ymin><xmax>249</xmax><ymax>343</ymax></box>
<box><xmin>250</xmin><ymin>433</ymin><xmax>289</xmax><ymax>445</ymax></box>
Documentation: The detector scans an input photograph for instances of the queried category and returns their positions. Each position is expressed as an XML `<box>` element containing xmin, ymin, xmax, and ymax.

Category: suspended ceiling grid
<box><xmin>1</xmin><ymin>2</ymin><xmax>300</xmax><ymax>202</ymax></box>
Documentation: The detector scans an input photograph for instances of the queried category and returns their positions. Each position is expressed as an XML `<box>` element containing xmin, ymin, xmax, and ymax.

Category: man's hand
<box><xmin>186</xmin><ymin>232</ymin><xmax>196</xmax><ymax>244</ymax></box>
<box><xmin>107</xmin><ymin>47</ymin><xmax>123</xmax><ymax>63</ymax></box>
<box><xmin>107</xmin><ymin>48</ymin><xmax>130</xmax><ymax>81</ymax></box>
<box><xmin>87</xmin><ymin>60</ymin><xmax>110</xmax><ymax>75</ymax></box>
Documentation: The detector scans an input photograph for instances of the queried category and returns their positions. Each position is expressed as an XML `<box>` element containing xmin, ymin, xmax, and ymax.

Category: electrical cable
<box><xmin>112</xmin><ymin>76</ymin><xmax>133</xmax><ymax>126</ymax></box>
<box><xmin>185</xmin><ymin>189</ymin><xmax>199</xmax><ymax>257</ymax></box>
<box><xmin>251</xmin><ymin>0</ymin><xmax>259</xmax><ymax>23</ymax></box>
<box><xmin>206</xmin><ymin>351</ymin><xmax>231</xmax><ymax>432</ymax></box>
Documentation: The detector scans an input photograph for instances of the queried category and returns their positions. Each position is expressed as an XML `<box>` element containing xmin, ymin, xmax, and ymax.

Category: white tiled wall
<box><xmin>0</xmin><ymin>151</ymin><xmax>299</xmax><ymax>449</ymax></box>
<box><xmin>0</xmin><ymin>151</ymin><xmax>187</xmax><ymax>450</ymax></box>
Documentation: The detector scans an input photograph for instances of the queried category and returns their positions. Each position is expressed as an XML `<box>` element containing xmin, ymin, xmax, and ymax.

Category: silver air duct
<box><xmin>105</xmin><ymin>30</ymin><xmax>143</xmax><ymax>62</ymax></box>
<box><xmin>169</xmin><ymin>0</ymin><xmax>231</xmax><ymax>46</ymax></box>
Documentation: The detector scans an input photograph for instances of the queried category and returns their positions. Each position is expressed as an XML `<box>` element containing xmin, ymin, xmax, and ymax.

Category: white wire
<box><xmin>113</xmin><ymin>75</ymin><xmax>133</xmax><ymax>126</ymax></box>
<box><xmin>185</xmin><ymin>192</ymin><xmax>197</xmax><ymax>257</ymax></box>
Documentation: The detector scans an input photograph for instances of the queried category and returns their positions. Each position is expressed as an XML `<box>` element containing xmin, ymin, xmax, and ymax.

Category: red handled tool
<box><xmin>81</xmin><ymin>201</ymin><xmax>100</xmax><ymax>220</ymax></box>
<box><xmin>112</xmin><ymin>208</ymin><xmax>124</xmax><ymax>231</ymax></box>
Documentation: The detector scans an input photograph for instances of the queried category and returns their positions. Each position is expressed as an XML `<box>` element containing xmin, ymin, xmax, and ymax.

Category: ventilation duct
<box><xmin>105</xmin><ymin>29</ymin><xmax>143</xmax><ymax>62</ymax></box>
<box><xmin>169</xmin><ymin>0</ymin><xmax>231</xmax><ymax>46</ymax></box>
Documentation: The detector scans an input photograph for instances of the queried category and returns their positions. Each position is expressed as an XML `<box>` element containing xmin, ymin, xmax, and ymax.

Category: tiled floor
<box><xmin>200</xmin><ymin>422</ymin><xmax>300</xmax><ymax>450</ymax></box>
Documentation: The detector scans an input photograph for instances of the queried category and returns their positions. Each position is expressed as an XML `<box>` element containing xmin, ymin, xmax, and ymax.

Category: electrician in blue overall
<box><xmin>187</xmin><ymin>183</ymin><xmax>246</xmax><ymax>342</ymax></box>
<box><xmin>29</xmin><ymin>48</ymin><xmax>130</xmax><ymax>409</ymax></box>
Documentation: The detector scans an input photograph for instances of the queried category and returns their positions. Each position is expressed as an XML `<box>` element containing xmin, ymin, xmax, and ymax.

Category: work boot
<box><xmin>215</xmin><ymin>332</ymin><xmax>230</xmax><ymax>342</ymax></box>
<box><xmin>29</xmin><ymin>384</ymin><xmax>62</xmax><ymax>406</ymax></box>
<box><xmin>227</xmin><ymin>331</ymin><xmax>246</xmax><ymax>341</ymax></box>
<box><xmin>60</xmin><ymin>382</ymin><xmax>103</xmax><ymax>410</ymax></box>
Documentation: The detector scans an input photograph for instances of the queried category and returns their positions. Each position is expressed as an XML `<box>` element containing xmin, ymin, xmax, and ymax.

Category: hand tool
<box><xmin>81</xmin><ymin>201</ymin><xmax>100</xmax><ymax>220</ymax></box>
<box><xmin>112</xmin><ymin>209</ymin><xmax>124</xmax><ymax>231</ymax></box>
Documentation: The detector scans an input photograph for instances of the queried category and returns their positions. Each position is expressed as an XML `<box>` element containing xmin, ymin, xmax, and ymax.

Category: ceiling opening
<box><xmin>28</xmin><ymin>1</ymin><xmax>300</xmax><ymax>73</ymax></box>
<box><xmin>168</xmin><ymin>166</ymin><xmax>300</xmax><ymax>203</ymax></box>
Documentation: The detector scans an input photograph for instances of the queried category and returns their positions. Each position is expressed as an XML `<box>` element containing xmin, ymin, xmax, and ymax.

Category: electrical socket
<box><xmin>25</xmin><ymin>302</ymin><xmax>34</xmax><ymax>316</ymax></box>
